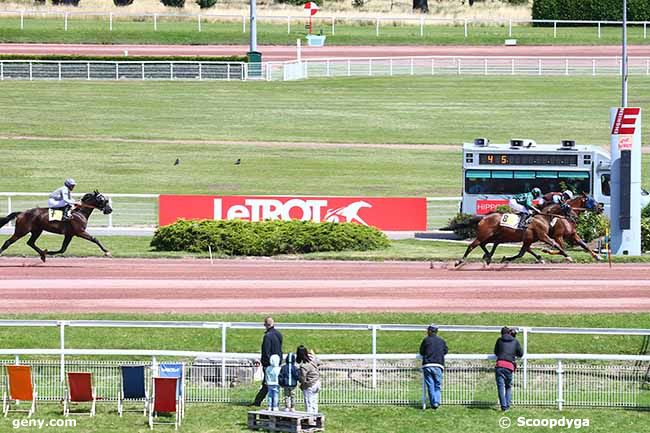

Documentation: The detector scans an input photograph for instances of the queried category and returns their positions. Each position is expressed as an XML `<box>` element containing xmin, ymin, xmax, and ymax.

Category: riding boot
<box><xmin>517</xmin><ymin>213</ymin><xmax>529</xmax><ymax>230</ymax></box>
<box><xmin>62</xmin><ymin>205</ymin><xmax>72</xmax><ymax>221</ymax></box>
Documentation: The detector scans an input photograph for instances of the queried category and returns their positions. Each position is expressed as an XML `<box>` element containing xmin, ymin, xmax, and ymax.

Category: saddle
<box><xmin>48</xmin><ymin>209</ymin><xmax>64</xmax><ymax>222</ymax></box>
<box><xmin>499</xmin><ymin>213</ymin><xmax>531</xmax><ymax>231</ymax></box>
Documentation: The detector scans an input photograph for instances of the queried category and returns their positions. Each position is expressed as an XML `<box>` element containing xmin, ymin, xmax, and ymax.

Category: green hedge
<box><xmin>575</xmin><ymin>212</ymin><xmax>608</xmax><ymax>243</ymax></box>
<box><xmin>151</xmin><ymin>219</ymin><xmax>390</xmax><ymax>256</ymax></box>
<box><xmin>533</xmin><ymin>0</ymin><xmax>650</xmax><ymax>21</ymax></box>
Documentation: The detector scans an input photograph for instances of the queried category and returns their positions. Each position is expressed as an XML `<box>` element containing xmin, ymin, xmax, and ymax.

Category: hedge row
<box><xmin>0</xmin><ymin>55</ymin><xmax>247</xmax><ymax>62</ymax></box>
<box><xmin>532</xmin><ymin>0</ymin><xmax>650</xmax><ymax>22</ymax></box>
<box><xmin>151</xmin><ymin>219</ymin><xmax>390</xmax><ymax>256</ymax></box>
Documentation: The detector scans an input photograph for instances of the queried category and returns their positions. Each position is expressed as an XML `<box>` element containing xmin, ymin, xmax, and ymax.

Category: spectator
<box><xmin>265</xmin><ymin>354</ymin><xmax>281</xmax><ymax>411</ymax></box>
<box><xmin>419</xmin><ymin>324</ymin><xmax>448</xmax><ymax>410</ymax></box>
<box><xmin>253</xmin><ymin>316</ymin><xmax>283</xmax><ymax>406</ymax></box>
<box><xmin>297</xmin><ymin>345</ymin><xmax>321</xmax><ymax>414</ymax></box>
<box><xmin>279</xmin><ymin>353</ymin><xmax>300</xmax><ymax>411</ymax></box>
<box><xmin>494</xmin><ymin>327</ymin><xmax>523</xmax><ymax>412</ymax></box>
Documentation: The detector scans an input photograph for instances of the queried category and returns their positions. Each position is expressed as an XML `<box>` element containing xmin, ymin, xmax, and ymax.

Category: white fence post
<box><xmin>593</xmin><ymin>59</ymin><xmax>596</xmax><ymax>76</ymax></box>
<box><xmin>287</xmin><ymin>16</ymin><xmax>290</xmax><ymax>34</ymax></box>
<box><xmin>29</xmin><ymin>61</ymin><xmax>32</xmax><ymax>81</ymax></box>
<box><xmin>326</xmin><ymin>59</ymin><xmax>330</xmax><ymax>77</ymax></box>
<box><xmin>368</xmin><ymin>59</ymin><xmax>372</xmax><ymax>76</ymax></box>
<box><xmin>59</xmin><ymin>321</ymin><xmax>66</xmax><ymax>383</ymax></box>
<box><xmin>556</xmin><ymin>360</ymin><xmax>564</xmax><ymax>410</ymax></box>
<box><xmin>109</xmin><ymin>12</ymin><xmax>113</xmax><ymax>31</ymax></box>
<box><xmin>154</xmin><ymin>14</ymin><xmax>157</xmax><ymax>31</ymax></box>
<box><xmin>58</xmin><ymin>62</ymin><xmax>61</xmax><ymax>81</ymax></box>
<box><xmin>565</xmin><ymin>58</ymin><xmax>569</xmax><ymax>75</ymax></box>
<box><xmin>511</xmin><ymin>58</ymin><xmax>515</xmax><ymax>75</ymax></box>
<box><xmin>221</xmin><ymin>323</ymin><xmax>228</xmax><ymax>388</ymax></box>
<box><xmin>464</xmin><ymin>19</ymin><xmax>468</xmax><ymax>38</ymax></box>
<box><xmin>199</xmin><ymin>62</ymin><xmax>202</xmax><ymax>80</ymax></box>
<box><xmin>64</xmin><ymin>12</ymin><xmax>68</xmax><ymax>31</ymax></box>
<box><xmin>370</xmin><ymin>325</ymin><xmax>378</xmax><ymax>389</ymax></box>
<box><xmin>420</xmin><ymin>16</ymin><xmax>424</xmax><ymax>37</ymax></box>
<box><xmin>598</xmin><ymin>22</ymin><xmax>601</xmax><ymax>39</ymax></box>
<box><xmin>376</xmin><ymin>18</ymin><xmax>379</xmax><ymax>37</ymax></box>
<box><xmin>1</xmin><ymin>61</ymin><xmax>3</xmax><ymax>81</ymax></box>
<box><xmin>170</xmin><ymin>62</ymin><xmax>174</xmax><ymax>80</ymax></box>
<box><xmin>410</xmin><ymin>58</ymin><xmax>414</xmax><ymax>75</ymax></box>
<box><xmin>20</xmin><ymin>10</ymin><xmax>24</xmax><ymax>30</ymax></box>
<box><xmin>331</xmin><ymin>16</ymin><xmax>335</xmax><ymax>35</ymax></box>
<box><xmin>644</xmin><ymin>22</ymin><xmax>647</xmax><ymax>39</ymax></box>
<box><xmin>198</xmin><ymin>14</ymin><xmax>201</xmax><ymax>32</ymax></box>
<box><xmin>484</xmin><ymin>58</ymin><xmax>488</xmax><ymax>75</ymax></box>
<box><xmin>538</xmin><ymin>58</ymin><xmax>542</xmax><ymax>75</ymax></box>
<box><xmin>242</xmin><ymin>15</ymin><xmax>246</xmax><ymax>33</ymax></box>
<box><xmin>456</xmin><ymin>58</ymin><xmax>461</xmax><ymax>75</ymax></box>
<box><xmin>523</xmin><ymin>328</ymin><xmax>528</xmax><ymax>389</ymax></box>
<box><xmin>116</xmin><ymin>62</ymin><xmax>119</xmax><ymax>80</ymax></box>
<box><xmin>431</xmin><ymin>58</ymin><xmax>434</xmax><ymax>75</ymax></box>
<box><xmin>347</xmin><ymin>59</ymin><xmax>351</xmax><ymax>76</ymax></box>
<box><xmin>389</xmin><ymin>58</ymin><xmax>393</xmax><ymax>76</ymax></box>
<box><xmin>142</xmin><ymin>62</ymin><xmax>145</xmax><ymax>80</ymax></box>
<box><xmin>508</xmin><ymin>19</ymin><xmax>512</xmax><ymax>37</ymax></box>
<box><xmin>553</xmin><ymin>21</ymin><xmax>557</xmax><ymax>38</ymax></box>
<box><xmin>6</xmin><ymin>196</ymin><xmax>11</xmax><ymax>226</ymax></box>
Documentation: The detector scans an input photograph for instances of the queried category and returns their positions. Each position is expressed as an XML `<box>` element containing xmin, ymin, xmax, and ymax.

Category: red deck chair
<box><xmin>64</xmin><ymin>372</ymin><xmax>96</xmax><ymax>417</ymax></box>
<box><xmin>148</xmin><ymin>377</ymin><xmax>180</xmax><ymax>430</ymax></box>
<box><xmin>3</xmin><ymin>365</ymin><xmax>37</xmax><ymax>417</ymax></box>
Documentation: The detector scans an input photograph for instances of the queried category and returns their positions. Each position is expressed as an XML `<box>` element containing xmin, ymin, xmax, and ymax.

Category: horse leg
<box><xmin>47</xmin><ymin>234</ymin><xmax>73</xmax><ymax>256</ymax></box>
<box><xmin>25</xmin><ymin>230</ymin><xmax>46</xmax><ymax>263</ymax></box>
<box><xmin>572</xmin><ymin>233</ymin><xmax>602</xmax><ymax>261</ymax></box>
<box><xmin>456</xmin><ymin>238</ymin><xmax>482</xmax><ymax>267</ymax></box>
<box><xmin>538</xmin><ymin>233</ymin><xmax>573</xmax><ymax>262</ymax></box>
<box><xmin>526</xmin><ymin>247</ymin><xmax>545</xmax><ymax>264</ymax></box>
<box><xmin>501</xmin><ymin>240</ymin><xmax>530</xmax><ymax>263</ymax></box>
<box><xmin>76</xmin><ymin>231</ymin><xmax>111</xmax><ymax>257</ymax></box>
<box><xmin>541</xmin><ymin>236</ymin><xmax>565</xmax><ymax>256</ymax></box>
<box><xmin>0</xmin><ymin>229</ymin><xmax>28</xmax><ymax>255</ymax></box>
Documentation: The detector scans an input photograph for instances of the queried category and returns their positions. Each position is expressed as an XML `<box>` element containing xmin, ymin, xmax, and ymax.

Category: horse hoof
<box><xmin>595</xmin><ymin>255</ymin><xmax>603</xmax><ymax>262</ymax></box>
<box><xmin>454</xmin><ymin>260</ymin><xmax>462</xmax><ymax>268</ymax></box>
<box><xmin>500</xmin><ymin>257</ymin><xmax>507</xmax><ymax>263</ymax></box>
<box><xmin>537</xmin><ymin>259</ymin><xmax>546</xmax><ymax>264</ymax></box>
<box><xmin>39</xmin><ymin>255</ymin><xmax>46</xmax><ymax>263</ymax></box>
<box><xmin>565</xmin><ymin>256</ymin><xmax>574</xmax><ymax>263</ymax></box>
<box><xmin>105</xmin><ymin>251</ymin><xmax>112</xmax><ymax>258</ymax></box>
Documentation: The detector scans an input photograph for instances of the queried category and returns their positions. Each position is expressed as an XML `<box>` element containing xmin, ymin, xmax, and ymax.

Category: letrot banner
<box><xmin>159</xmin><ymin>195</ymin><xmax>427</xmax><ymax>231</ymax></box>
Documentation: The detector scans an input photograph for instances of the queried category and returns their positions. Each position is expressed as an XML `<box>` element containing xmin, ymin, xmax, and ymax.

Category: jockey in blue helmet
<box><xmin>48</xmin><ymin>178</ymin><xmax>78</xmax><ymax>221</ymax></box>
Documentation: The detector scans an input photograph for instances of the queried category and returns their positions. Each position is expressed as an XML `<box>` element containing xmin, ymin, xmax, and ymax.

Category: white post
<box><xmin>553</xmin><ymin>21</ymin><xmax>557</xmax><ymax>38</ymax></box>
<box><xmin>154</xmin><ymin>13</ymin><xmax>157</xmax><ymax>31</ymax></box>
<box><xmin>508</xmin><ymin>19</ymin><xmax>512</xmax><ymax>37</ymax></box>
<box><xmin>464</xmin><ymin>19</ymin><xmax>468</xmax><ymax>38</ymax></box>
<box><xmin>227</xmin><ymin>63</ymin><xmax>231</xmax><ymax>81</ymax></box>
<box><xmin>87</xmin><ymin>62</ymin><xmax>90</xmax><ymax>80</ymax></box>
<box><xmin>644</xmin><ymin>22</ymin><xmax>647</xmax><ymax>39</ymax></box>
<box><xmin>598</xmin><ymin>22</ymin><xmax>601</xmax><ymax>39</ymax></box>
<box><xmin>410</xmin><ymin>57</ymin><xmax>414</xmax><ymax>75</ymax></box>
<box><xmin>109</xmin><ymin>12</ymin><xmax>113</xmax><ymax>31</ymax></box>
<box><xmin>107</xmin><ymin>198</ymin><xmax>113</xmax><ymax>227</ymax></box>
<box><xmin>198</xmin><ymin>14</ymin><xmax>201</xmax><ymax>32</ymax></box>
<box><xmin>142</xmin><ymin>62</ymin><xmax>145</xmax><ymax>80</ymax></box>
<box><xmin>331</xmin><ymin>17</ymin><xmax>335</xmax><ymax>35</ymax></box>
<box><xmin>389</xmin><ymin>58</ymin><xmax>393</xmax><ymax>76</ymax></box>
<box><xmin>221</xmin><ymin>324</ymin><xmax>228</xmax><ymax>388</ymax></box>
<box><xmin>1</xmin><ymin>61</ymin><xmax>3</xmax><ymax>81</ymax></box>
<box><xmin>20</xmin><ymin>10</ymin><xmax>24</xmax><ymax>30</ymax></box>
<box><xmin>296</xmin><ymin>38</ymin><xmax>301</xmax><ymax>61</ymax></box>
<box><xmin>522</xmin><ymin>328</ymin><xmax>528</xmax><ymax>389</ymax></box>
<box><xmin>484</xmin><ymin>58</ymin><xmax>488</xmax><ymax>75</ymax></box>
<box><xmin>116</xmin><ymin>62</ymin><xmax>119</xmax><ymax>80</ymax></box>
<box><xmin>376</xmin><ymin>18</ymin><xmax>379</xmax><ymax>37</ymax></box>
<box><xmin>538</xmin><ymin>58</ymin><xmax>542</xmax><ymax>75</ymax></box>
<box><xmin>565</xmin><ymin>58</ymin><xmax>569</xmax><ymax>75</ymax></box>
<box><xmin>59</xmin><ymin>321</ymin><xmax>65</xmax><ymax>383</ymax></box>
<box><xmin>64</xmin><ymin>12</ymin><xmax>68</xmax><ymax>31</ymax></box>
<box><xmin>326</xmin><ymin>59</ymin><xmax>330</xmax><ymax>77</ymax></box>
<box><xmin>368</xmin><ymin>58</ymin><xmax>372</xmax><ymax>76</ymax></box>
<box><xmin>347</xmin><ymin>59</ymin><xmax>351</xmax><ymax>76</ymax></box>
<box><xmin>198</xmin><ymin>62</ymin><xmax>202</xmax><ymax>80</ymax></box>
<box><xmin>7</xmin><ymin>196</ymin><xmax>11</xmax><ymax>215</ymax></box>
<box><xmin>29</xmin><ymin>61</ymin><xmax>32</xmax><ymax>81</ymax></box>
<box><xmin>58</xmin><ymin>62</ymin><xmax>61</xmax><ymax>80</ymax></box>
<box><xmin>420</xmin><ymin>16</ymin><xmax>424</xmax><ymax>37</ymax></box>
<box><xmin>371</xmin><ymin>325</ymin><xmax>378</xmax><ymax>389</ymax></box>
<box><xmin>14</xmin><ymin>355</ymin><xmax>19</xmax><ymax>365</ymax></box>
<box><xmin>593</xmin><ymin>59</ymin><xmax>596</xmax><ymax>76</ymax></box>
<box><xmin>287</xmin><ymin>16</ymin><xmax>290</xmax><ymax>34</ymax></box>
<box><xmin>556</xmin><ymin>360</ymin><xmax>564</xmax><ymax>410</ymax></box>
<box><xmin>431</xmin><ymin>58</ymin><xmax>434</xmax><ymax>75</ymax></box>
<box><xmin>242</xmin><ymin>15</ymin><xmax>246</xmax><ymax>33</ymax></box>
<box><xmin>511</xmin><ymin>58</ymin><xmax>515</xmax><ymax>75</ymax></box>
<box><xmin>456</xmin><ymin>58</ymin><xmax>461</xmax><ymax>75</ymax></box>
<box><xmin>170</xmin><ymin>62</ymin><xmax>174</xmax><ymax>80</ymax></box>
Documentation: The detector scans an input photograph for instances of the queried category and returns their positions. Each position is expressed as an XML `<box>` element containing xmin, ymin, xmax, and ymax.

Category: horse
<box><xmin>0</xmin><ymin>191</ymin><xmax>113</xmax><ymax>262</ymax></box>
<box><xmin>454</xmin><ymin>205</ymin><xmax>575</xmax><ymax>267</ymax></box>
<box><xmin>540</xmin><ymin>194</ymin><xmax>603</xmax><ymax>261</ymax></box>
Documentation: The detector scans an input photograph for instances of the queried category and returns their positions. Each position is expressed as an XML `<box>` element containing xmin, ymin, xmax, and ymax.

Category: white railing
<box><xmin>0</xmin><ymin>193</ymin><xmax>460</xmax><ymax>231</ymax></box>
<box><xmin>0</xmin><ymin>60</ymin><xmax>247</xmax><ymax>81</ymax></box>
<box><xmin>266</xmin><ymin>56</ymin><xmax>650</xmax><ymax>81</ymax></box>
<box><xmin>1</xmin><ymin>9</ymin><xmax>650</xmax><ymax>40</ymax></box>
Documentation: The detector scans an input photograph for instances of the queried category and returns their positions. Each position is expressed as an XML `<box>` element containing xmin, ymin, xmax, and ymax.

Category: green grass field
<box><xmin>0</xmin><ymin>15</ymin><xmax>649</xmax><ymax>46</ymax></box>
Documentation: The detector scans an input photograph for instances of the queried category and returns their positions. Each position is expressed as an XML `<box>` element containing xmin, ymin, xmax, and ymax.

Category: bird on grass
<box><xmin>234</xmin><ymin>158</ymin><xmax>241</xmax><ymax>165</ymax></box>
<box><xmin>174</xmin><ymin>158</ymin><xmax>180</xmax><ymax>166</ymax></box>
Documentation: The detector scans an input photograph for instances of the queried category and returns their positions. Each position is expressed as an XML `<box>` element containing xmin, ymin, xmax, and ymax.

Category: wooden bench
<box><xmin>248</xmin><ymin>410</ymin><xmax>325</xmax><ymax>433</ymax></box>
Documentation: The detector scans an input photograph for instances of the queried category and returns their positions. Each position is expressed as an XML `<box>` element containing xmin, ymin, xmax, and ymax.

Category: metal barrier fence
<box><xmin>267</xmin><ymin>56</ymin><xmax>650</xmax><ymax>81</ymax></box>
<box><xmin>0</xmin><ymin>193</ymin><xmax>461</xmax><ymax>231</ymax></box>
<box><xmin>0</xmin><ymin>60</ymin><xmax>247</xmax><ymax>81</ymax></box>
<box><xmin>0</xmin><ymin>355</ymin><xmax>647</xmax><ymax>409</ymax></box>
<box><xmin>2</xmin><ymin>9</ymin><xmax>650</xmax><ymax>40</ymax></box>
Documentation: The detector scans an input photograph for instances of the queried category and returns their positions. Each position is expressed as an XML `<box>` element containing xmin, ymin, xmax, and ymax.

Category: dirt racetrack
<box><xmin>0</xmin><ymin>257</ymin><xmax>649</xmax><ymax>313</ymax></box>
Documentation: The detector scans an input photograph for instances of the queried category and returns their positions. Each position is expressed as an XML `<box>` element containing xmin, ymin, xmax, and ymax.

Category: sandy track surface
<box><xmin>1</xmin><ymin>257</ymin><xmax>649</xmax><ymax>313</ymax></box>
<box><xmin>3</xmin><ymin>44</ymin><xmax>650</xmax><ymax>61</ymax></box>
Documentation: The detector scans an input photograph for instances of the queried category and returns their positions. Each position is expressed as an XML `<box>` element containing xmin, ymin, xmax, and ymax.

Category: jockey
<box><xmin>542</xmin><ymin>190</ymin><xmax>574</xmax><ymax>208</ymax></box>
<box><xmin>48</xmin><ymin>178</ymin><xmax>78</xmax><ymax>221</ymax></box>
<box><xmin>508</xmin><ymin>187</ymin><xmax>542</xmax><ymax>229</ymax></box>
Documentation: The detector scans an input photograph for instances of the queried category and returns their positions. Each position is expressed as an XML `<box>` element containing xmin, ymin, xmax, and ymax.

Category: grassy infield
<box><xmin>1</xmin><ymin>23</ymin><xmax>650</xmax><ymax>433</ymax></box>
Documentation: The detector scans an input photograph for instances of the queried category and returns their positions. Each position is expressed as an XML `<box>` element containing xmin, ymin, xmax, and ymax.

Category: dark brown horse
<box><xmin>540</xmin><ymin>194</ymin><xmax>603</xmax><ymax>261</ymax></box>
<box><xmin>455</xmin><ymin>207</ymin><xmax>574</xmax><ymax>267</ymax></box>
<box><xmin>0</xmin><ymin>191</ymin><xmax>113</xmax><ymax>262</ymax></box>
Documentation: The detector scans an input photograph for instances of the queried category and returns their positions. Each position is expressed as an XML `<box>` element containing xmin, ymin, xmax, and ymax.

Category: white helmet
<box><xmin>563</xmin><ymin>190</ymin><xmax>574</xmax><ymax>200</ymax></box>
<box><xmin>64</xmin><ymin>178</ymin><xmax>77</xmax><ymax>189</ymax></box>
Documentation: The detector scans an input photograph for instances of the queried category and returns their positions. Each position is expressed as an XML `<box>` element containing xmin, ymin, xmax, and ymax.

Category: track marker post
<box><xmin>208</xmin><ymin>245</ymin><xmax>214</xmax><ymax>264</ymax></box>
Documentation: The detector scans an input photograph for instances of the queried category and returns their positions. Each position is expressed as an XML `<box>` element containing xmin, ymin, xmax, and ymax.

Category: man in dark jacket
<box><xmin>494</xmin><ymin>327</ymin><xmax>523</xmax><ymax>411</ymax></box>
<box><xmin>253</xmin><ymin>316</ymin><xmax>283</xmax><ymax>406</ymax></box>
<box><xmin>419</xmin><ymin>324</ymin><xmax>448</xmax><ymax>409</ymax></box>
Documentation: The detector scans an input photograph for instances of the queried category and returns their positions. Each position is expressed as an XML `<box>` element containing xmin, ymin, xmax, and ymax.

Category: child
<box><xmin>265</xmin><ymin>354</ymin><xmax>281</xmax><ymax>411</ymax></box>
<box><xmin>279</xmin><ymin>353</ymin><xmax>301</xmax><ymax>411</ymax></box>
<box><xmin>297</xmin><ymin>346</ymin><xmax>321</xmax><ymax>414</ymax></box>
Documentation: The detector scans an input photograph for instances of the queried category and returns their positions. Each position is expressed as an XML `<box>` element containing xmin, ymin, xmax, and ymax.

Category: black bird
<box><xmin>174</xmin><ymin>158</ymin><xmax>180</xmax><ymax>166</ymax></box>
<box><xmin>234</xmin><ymin>158</ymin><xmax>241</xmax><ymax>165</ymax></box>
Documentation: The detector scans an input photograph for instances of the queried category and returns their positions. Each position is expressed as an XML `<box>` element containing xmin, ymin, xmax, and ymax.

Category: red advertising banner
<box><xmin>159</xmin><ymin>195</ymin><xmax>427</xmax><ymax>231</ymax></box>
<box><xmin>476</xmin><ymin>199</ymin><xmax>509</xmax><ymax>215</ymax></box>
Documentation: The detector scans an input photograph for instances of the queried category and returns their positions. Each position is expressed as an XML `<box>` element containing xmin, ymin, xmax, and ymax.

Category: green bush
<box><xmin>444</xmin><ymin>213</ymin><xmax>479</xmax><ymax>240</ymax></box>
<box><xmin>160</xmin><ymin>0</ymin><xmax>185</xmax><ymax>7</ymax></box>
<box><xmin>575</xmin><ymin>212</ymin><xmax>609</xmax><ymax>243</ymax></box>
<box><xmin>642</xmin><ymin>217</ymin><xmax>650</xmax><ymax>252</ymax></box>
<box><xmin>196</xmin><ymin>0</ymin><xmax>217</xmax><ymax>8</ymax></box>
<box><xmin>151</xmin><ymin>219</ymin><xmax>390</xmax><ymax>256</ymax></box>
<box><xmin>641</xmin><ymin>203</ymin><xmax>650</xmax><ymax>219</ymax></box>
<box><xmin>495</xmin><ymin>205</ymin><xmax>511</xmax><ymax>213</ymax></box>
<box><xmin>533</xmin><ymin>0</ymin><xmax>650</xmax><ymax>21</ymax></box>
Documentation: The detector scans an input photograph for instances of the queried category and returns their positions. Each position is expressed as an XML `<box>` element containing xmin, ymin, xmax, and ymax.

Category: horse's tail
<box><xmin>439</xmin><ymin>215</ymin><xmax>484</xmax><ymax>231</ymax></box>
<box><xmin>0</xmin><ymin>212</ymin><xmax>20</xmax><ymax>229</ymax></box>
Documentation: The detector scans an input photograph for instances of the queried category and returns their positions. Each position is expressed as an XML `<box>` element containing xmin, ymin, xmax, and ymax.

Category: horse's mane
<box><xmin>80</xmin><ymin>190</ymin><xmax>101</xmax><ymax>203</ymax></box>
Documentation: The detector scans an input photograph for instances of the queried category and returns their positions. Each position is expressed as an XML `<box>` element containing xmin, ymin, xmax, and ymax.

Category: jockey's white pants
<box><xmin>508</xmin><ymin>199</ymin><xmax>529</xmax><ymax>214</ymax></box>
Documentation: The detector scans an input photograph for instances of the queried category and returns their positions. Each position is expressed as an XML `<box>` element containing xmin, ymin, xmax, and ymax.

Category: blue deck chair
<box><xmin>158</xmin><ymin>363</ymin><xmax>184</xmax><ymax>418</ymax></box>
<box><xmin>118</xmin><ymin>365</ymin><xmax>149</xmax><ymax>417</ymax></box>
